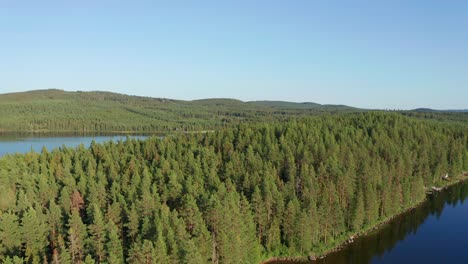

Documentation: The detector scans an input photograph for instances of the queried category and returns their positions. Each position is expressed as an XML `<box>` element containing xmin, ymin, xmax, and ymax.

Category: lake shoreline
<box><xmin>0</xmin><ymin>129</ymin><xmax>213</xmax><ymax>135</ymax></box>
<box><xmin>0</xmin><ymin>130</ymin><xmax>160</xmax><ymax>136</ymax></box>
<box><xmin>261</xmin><ymin>173</ymin><xmax>468</xmax><ymax>264</ymax></box>
<box><xmin>0</xmin><ymin>134</ymin><xmax>150</xmax><ymax>158</ymax></box>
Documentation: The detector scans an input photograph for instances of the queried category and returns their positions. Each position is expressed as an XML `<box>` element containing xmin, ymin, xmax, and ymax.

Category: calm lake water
<box><xmin>0</xmin><ymin>133</ymin><xmax>149</xmax><ymax>157</ymax></box>
<box><xmin>272</xmin><ymin>181</ymin><xmax>468</xmax><ymax>264</ymax></box>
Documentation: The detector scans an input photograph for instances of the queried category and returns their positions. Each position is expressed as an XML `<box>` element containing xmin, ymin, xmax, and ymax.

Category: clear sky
<box><xmin>1</xmin><ymin>1</ymin><xmax>467</xmax><ymax>109</ymax></box>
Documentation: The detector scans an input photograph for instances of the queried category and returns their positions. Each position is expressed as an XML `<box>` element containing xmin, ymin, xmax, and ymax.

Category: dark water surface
<box><xmin>272</xmin><ymin>181</ymin><xmax>468</xmax><ymax>264</ymax></box>
<box><xmin>0</xmin><ymin>133</ymin><xmax>149</xmax><ymax>157</ymax></box>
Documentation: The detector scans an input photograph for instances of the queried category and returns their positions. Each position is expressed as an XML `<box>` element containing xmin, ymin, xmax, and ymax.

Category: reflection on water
<box><xmin>269</xmin><ymin>182</ymin><xmax>468</xmax><ymax>264</ymax></box>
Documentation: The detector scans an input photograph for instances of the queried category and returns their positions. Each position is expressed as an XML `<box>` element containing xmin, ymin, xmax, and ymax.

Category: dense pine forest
<box><xmin>0</xmin><ymin>90</ymin><xmax>357</xmax><ymax>133</ymax></box>
<box><xmin>1</xmin><ymin>113</ymin><xmax>467</xmax><ymax>263</ymax></box>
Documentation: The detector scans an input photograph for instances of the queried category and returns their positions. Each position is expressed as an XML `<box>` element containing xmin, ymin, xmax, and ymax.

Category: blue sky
<box><xmin>1</xmin><ymin>1</ymin><xmax>467</xmax><ymax>109</ymax></box>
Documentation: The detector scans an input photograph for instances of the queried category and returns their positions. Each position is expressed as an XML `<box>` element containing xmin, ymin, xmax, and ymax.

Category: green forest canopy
<box><xmin>0</xmin><ymin>89</ymin><xmax>359</xmax><ymax>133</ymax></box>
<box><xmin>1</xmin><ymin>113</ymin><xmax>467</xmax><ymax>263</ymax></box>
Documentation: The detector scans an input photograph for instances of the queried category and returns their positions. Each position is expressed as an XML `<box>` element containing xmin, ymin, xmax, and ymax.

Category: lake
<box><xmin>0</xmin><ymin>133</ymin><xmax>149</xmax><ymax>157</ymax></box>
<box><xmin>271</xmin><ymin>181</ymin><xmax>468</xmax><ymax>264</ymax></box>
<box><xmin>319</xmin><ymin>181</ymin><xmax>468</xmax><ymax>264</ymax></box>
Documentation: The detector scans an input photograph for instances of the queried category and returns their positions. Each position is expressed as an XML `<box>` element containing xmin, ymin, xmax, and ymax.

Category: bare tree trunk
<box><xmin>212</xmin><ymin>231</ymin><xmax>218</xmax><ymax>264</ymax></box>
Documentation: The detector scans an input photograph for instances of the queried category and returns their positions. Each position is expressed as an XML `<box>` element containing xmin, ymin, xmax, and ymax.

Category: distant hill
<box><xmin>413</xmin><ymin>108</ymin><xmax>468</xmax><ymax>113</ymax></box>
<box><xmin>248</xmin><ymin>101</ymin><xmax>321</xmax><ymax>109</ymax></box>
<box><xmin>403</xmin><ymin>108</ymin><xmax>468</xmax><ymax>125</ymax></box>
<box><xmin>2</xmin><ymin>89</ymin><xmax>465</xmax><ymax>133</ymax></box>
<box><xmin>249</xmin><ymin>100</ymin><xmax>357</xmax><ymax>112</ymax></box>
<box><xmin>0</xmin><ymin>89</ymin><xmax>360</xmax><ymax>133</ymax></box>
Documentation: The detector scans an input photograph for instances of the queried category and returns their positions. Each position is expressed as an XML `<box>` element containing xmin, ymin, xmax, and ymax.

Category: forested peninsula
<box><xmin>1</xmin><ymin>111</ymin><xmax>467</xmax><ymax>263</ymax></box>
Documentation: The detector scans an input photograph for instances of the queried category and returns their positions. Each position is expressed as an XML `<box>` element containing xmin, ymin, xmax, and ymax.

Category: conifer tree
<box><xmin>106</xmin><ymin>221</ymin><xmax>124</xmax><ymax>264</ymax></box>
<box><xmin>68</xmin><ymin>209</ymin><xmax>88</xmax><ymax>263</ymax></box>
<box><xmin>21</xmin><ymin>207</ymin><xmax>48</xmax><ymax>263</ymax></box>
<box><xmin>0</xmin><ymin>212</ymin><xmax>22</xmax><ymax>256</ymax></box>
<box><xmin>88</xmin><ymin>204</ymin><xmax>106</xmax><ymax>263</ymax></box>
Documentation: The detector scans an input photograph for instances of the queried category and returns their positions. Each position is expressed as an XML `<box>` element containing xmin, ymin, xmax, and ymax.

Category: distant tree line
<box><xmin>0</xmin><ymin>90</ymin><xmax>358</xmax><ymax>133</ymax></box>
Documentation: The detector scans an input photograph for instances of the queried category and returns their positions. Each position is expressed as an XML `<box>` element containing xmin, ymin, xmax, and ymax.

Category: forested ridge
<box><xmin>1</xmin><ymin>113</ymin><xmax>467</xmax><ymax>263</ymax></box>
<box><xmin>0</xmin><ymin>89</ymin><xmax>357</xmax><ymax>133</ymax></box>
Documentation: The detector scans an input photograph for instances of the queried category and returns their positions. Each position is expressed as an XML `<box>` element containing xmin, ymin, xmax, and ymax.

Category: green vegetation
<box><xmin>0</xmin><ymin>113</ymin><xmax>467</xmax><ymax>263</ymax></box>
<box><xmin>0</xmin><ymin>89</ymin><xmax>358</xmax><ymax>133</ymax></box>
<box><xmin>402</xmin><ymin>111</ymin><xmax>468</xmax><ymax>126</ymax></box>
